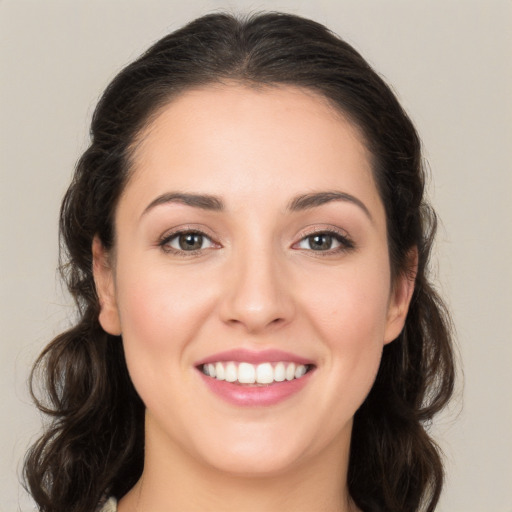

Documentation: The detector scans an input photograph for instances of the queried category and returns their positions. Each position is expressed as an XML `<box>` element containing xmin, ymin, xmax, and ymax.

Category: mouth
<box><xmin>195</xmin><ymin>349</ymin><xmax>316</xmax><ymax>406</ymax></box>
<box><xmin>199</xmin><ymin>361</ymin><xmax>314</xmax><ymax>386</ymax></box>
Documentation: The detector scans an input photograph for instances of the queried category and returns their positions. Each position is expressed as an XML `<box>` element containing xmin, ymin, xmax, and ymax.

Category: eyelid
<box><xmin>292</xmin><ymin>225</ymin><xmax>355</xmax><ymax>253</ymax></box>
<box><xmin>158</xmin><ymin>224</ymin><xmax>221</xmax><ymax>254</ymax></box>
<box><xmin>156</xmin><ymin>224</ymin><xmax>353</xmax><ymax>256</ymax></box>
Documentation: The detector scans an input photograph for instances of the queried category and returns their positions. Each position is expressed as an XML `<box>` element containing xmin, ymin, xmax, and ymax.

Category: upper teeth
<box><xmin>202</xmin><ymin>361</ymin><xmax>308</xmax><ymax>384</ymax></box>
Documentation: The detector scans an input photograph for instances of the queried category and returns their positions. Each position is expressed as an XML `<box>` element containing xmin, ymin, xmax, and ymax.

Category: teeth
<box><xmin>256</xmin><ymin>362</ymin><xmax>274</xmax><ymax>384</ymax></box>
<box><xmin>201</xmin><ymin>361</ymin><xmax>310</xmax><ymax>384</ymax></box>
<box><xmin>274</xmin><ymin>362</ymin><xmax>286</xmax><ymax>382</ymax></box>
<box><xmin>238</xmin><ymin>362</ymin><xmax>256</xmax><ymax>384</ymax></box>
<box><xmin>295</xmin><ymin>364</ymin><xmax>307</xmax><ymax>379</ymax></box>
<box><xmin>225</xmin><ymin>362</ymin><xmax>237</xmax><ymax>382</ymax></box>
<box><xmin>215</xmin><ymin>362</ymin><xmax>225</xmax><ymax>380</ymax></box>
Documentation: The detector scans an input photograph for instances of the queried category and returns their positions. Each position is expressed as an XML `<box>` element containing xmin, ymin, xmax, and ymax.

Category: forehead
<box><xmin>122</xmin><ymin>84</ymin><xmax>382</xmax><ymax>220</ymax></box>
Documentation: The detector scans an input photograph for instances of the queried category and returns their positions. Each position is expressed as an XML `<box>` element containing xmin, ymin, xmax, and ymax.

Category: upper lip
<box><xmin>195</xmin><ymin>348</ymin><xmax>315</xmax><ymax>367</ymax></box>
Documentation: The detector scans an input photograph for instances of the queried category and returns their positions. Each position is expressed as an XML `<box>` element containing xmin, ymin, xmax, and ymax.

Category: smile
<box><xmin>201</xmin><ymin>361</ymin><xmax>311</xmax><ymax>385</ymax></box>
<box><xmin>195</xmin><ymin>348</ymin><xmax>316</xmax><ymax>406</ymax></box>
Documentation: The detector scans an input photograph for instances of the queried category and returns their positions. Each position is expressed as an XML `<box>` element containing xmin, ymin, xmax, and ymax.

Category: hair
<box><xmin>24</xmin><ymin>12</ymin><xmax>455</xmax><ymax>512</ymax></box>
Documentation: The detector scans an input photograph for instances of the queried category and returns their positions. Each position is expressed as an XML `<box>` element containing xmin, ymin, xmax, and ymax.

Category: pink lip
<box><xmin>194</xmin><ymin>349</ymin><xmax>316</xmax><ymax>407</ymax></box>
<box><xmin>195</xmin><ymin>348</ymin><xmax>314</xmax><ymax>367</ymax></box>
<box><xmin>197</xmin><ymin>369</ymin><xmax>314</xmax><ymax>407</ymax></box>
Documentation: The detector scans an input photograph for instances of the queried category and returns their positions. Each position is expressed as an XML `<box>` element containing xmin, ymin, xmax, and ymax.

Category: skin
<box><xmin>93</xmin><ymin>84</ymin><xmax>415</xmax><ymax>512</ymax></box>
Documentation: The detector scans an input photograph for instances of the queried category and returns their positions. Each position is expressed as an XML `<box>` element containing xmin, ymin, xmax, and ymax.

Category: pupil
<box><xmin>310</xmin><ymin>234</ymin><xmax>331</xmax><ymax>250</ymax></box>
<box><xmin>179</xmin><ymin>233</ymin><xmax>202</xmax><ymax>250</ymax></box>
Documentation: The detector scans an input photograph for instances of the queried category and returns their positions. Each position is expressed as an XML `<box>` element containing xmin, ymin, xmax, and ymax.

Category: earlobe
<box><xmin>384</xmin><ymin>248</ymin><xmax>418</xmax><ymax>344</ymax></box>
<box><xmin>92</xmin><ymin>236</ymin><xmax>122</xmax><ymax>336</ymax></box>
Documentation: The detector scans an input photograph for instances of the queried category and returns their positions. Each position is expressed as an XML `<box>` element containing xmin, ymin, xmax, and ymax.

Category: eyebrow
<box><xmin>142</xmin><ymin>192</ymin><xmax>224</xmax><ymax>217</ymax></box>
<box><xmin>141</xmin><ymin>190</ymin><xmax>372</xmax><ymax>221</ymax></box>
<box><xmin>287</xmin><ymin>191</ymin><xmax>373</xmax><ymax>221</ymax></box>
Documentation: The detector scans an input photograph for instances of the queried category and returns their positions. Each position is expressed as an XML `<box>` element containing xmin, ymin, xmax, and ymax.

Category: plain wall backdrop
<box><xmin>1</xmin><ymin>1</ymin><xmax>511</xmax><ymax>510</ymax></box>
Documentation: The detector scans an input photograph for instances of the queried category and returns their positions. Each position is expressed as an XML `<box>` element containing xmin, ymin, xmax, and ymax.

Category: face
<box><xmin>94</xmin><ymin>84</ymin><xmax>413</xmax><ymax>477</ymax></box>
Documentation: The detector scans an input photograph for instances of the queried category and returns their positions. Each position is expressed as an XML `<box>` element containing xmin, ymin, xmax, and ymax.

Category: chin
<box><xmin>187</xmin><ymin>421</ymin><xmax>327</xmax><ymax>479</ymax></box>
<box><xmin>203</xmin><ymin>447</ymin><xmax>305</xmax><ymax>478</ymax></box>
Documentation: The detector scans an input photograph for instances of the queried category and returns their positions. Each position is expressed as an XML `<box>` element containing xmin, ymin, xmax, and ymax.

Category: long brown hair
<box><xmin>24</xmin><ymin>12</ymin><xmax>455</xmax><ymax>512</ymax></box>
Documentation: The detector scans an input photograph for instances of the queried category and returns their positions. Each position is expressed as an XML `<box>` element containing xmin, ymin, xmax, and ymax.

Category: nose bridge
<box><xmin>221</xmin><ymin>236</ymin><xmax>293</xmax><ymax>332</ymax></box>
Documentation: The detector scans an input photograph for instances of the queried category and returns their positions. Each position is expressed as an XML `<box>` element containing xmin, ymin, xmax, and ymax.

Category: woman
<box><xmin>24</xmin><ymin>12</ymin><xmax>455</xmax><ymax>512</ymax></box>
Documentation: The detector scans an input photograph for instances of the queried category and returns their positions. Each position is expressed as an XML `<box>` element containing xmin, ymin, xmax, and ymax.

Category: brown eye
<box><xmin>162</xmin><ymin>231</ymin><xmax>215</xmax><ymax>253</ymax></box>
<box><xmin>307</xmin><ymin>234</ymin><xmax>334</xmax><ymax>251</ymax></box>
<box><xmin>295</xmin><ymin>231</ymin><xmax>354</xmax><ymax>253</ymax></box>
<box><xmin>178</xmin><ymin>233</ymin><xmax>204</xmax><ymax>251</ymax></box>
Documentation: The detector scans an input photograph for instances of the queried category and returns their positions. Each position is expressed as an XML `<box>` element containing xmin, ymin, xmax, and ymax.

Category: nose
<box><xmin>219</xmin><ymin>246</ymin><xmax>295</xmax><ymax>334</ymax></box>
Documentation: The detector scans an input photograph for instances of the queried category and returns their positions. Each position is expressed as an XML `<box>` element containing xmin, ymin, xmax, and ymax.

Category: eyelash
<box><xmin>293</xmin><ymin>228</ymin><xmax>355</xmax><ymax>255</ymax></box>
<box><xmin>159</xmin><ymin>228</ymin><xmax>218</xmax><ymax>256</ymax></box>
<box><xmin>158</xmin><ymin>228</ymin><xmax>355</xmax><ymax>256</ymax></box>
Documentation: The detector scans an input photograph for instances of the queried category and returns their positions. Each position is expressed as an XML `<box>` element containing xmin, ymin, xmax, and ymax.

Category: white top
<box><xmin>98</xmin><ymin>496</ymin><xmax>117</xmax><ymax>512</ymax></box>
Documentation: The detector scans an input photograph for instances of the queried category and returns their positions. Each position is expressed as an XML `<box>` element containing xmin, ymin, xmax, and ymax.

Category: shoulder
<box><xmin>97</xmin><ymin>496</ymin><xmax>118</xmax><ymax>512</ymax></box>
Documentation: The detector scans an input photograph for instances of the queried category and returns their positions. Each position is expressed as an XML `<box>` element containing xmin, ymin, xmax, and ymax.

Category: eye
<box><xmin>160</xmin><ymin>230</ymin><xmax>216</xmax><ymax>253</ymax></box>
<box><xmin>295</xmin><ymin>231</ymin><xmax>354</xmax><ymax>252</ymax></box>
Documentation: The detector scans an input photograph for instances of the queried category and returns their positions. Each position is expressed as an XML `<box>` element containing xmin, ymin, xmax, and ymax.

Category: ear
<box><xmin>92</xmin><ymin>236</ymin><xmax>122</xmax><ymax>336</ymax></box>
<box><xmin>384</xmin><ymin>247</ymin><xmax>418</xmax><ymax>344</ymax></box>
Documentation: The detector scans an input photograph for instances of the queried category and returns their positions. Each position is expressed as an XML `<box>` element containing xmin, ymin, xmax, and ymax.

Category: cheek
<box><xmin>113</xmin><ymin>261</ymin><xmax>222</xmax><ymax>417</ymax></box>
<box><xmin>300</xmin><ymin>261</ymin><xmax>391</xmax><ymax>398</ymax></box>
<box><xmin>114</xmin><ymin>259</ymin><xmax>218</xmax><ymax>365</ymax></box>
<box><xmin>304</xmin><ymin>259</ymin><xmax>391</xmax><ymax>341</ymax></box>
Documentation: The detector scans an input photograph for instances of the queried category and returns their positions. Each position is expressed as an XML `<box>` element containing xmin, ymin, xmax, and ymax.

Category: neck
<box><xmin>118</xmin><ymin>416</ymin><xmax>358</xmax><ymax>512</ymax></box>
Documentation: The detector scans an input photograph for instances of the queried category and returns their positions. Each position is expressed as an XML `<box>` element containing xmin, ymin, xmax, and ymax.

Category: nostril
<box><xmin>224</xmin><ymin>314</ymin><xmax>289</xmax><ymax>333</ymax></box>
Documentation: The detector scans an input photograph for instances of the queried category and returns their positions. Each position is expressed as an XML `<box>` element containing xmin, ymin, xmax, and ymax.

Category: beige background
<box><xmin>1</xmin><ymin>1</ymin><xmax>511</xmax><ymax>510</ymax></box>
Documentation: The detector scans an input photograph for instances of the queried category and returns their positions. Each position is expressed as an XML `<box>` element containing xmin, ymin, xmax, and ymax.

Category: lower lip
<box><xmin>198</xmin><ymin>370</ymin><xmax>314</xmax><ymax>407</ymax></box>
